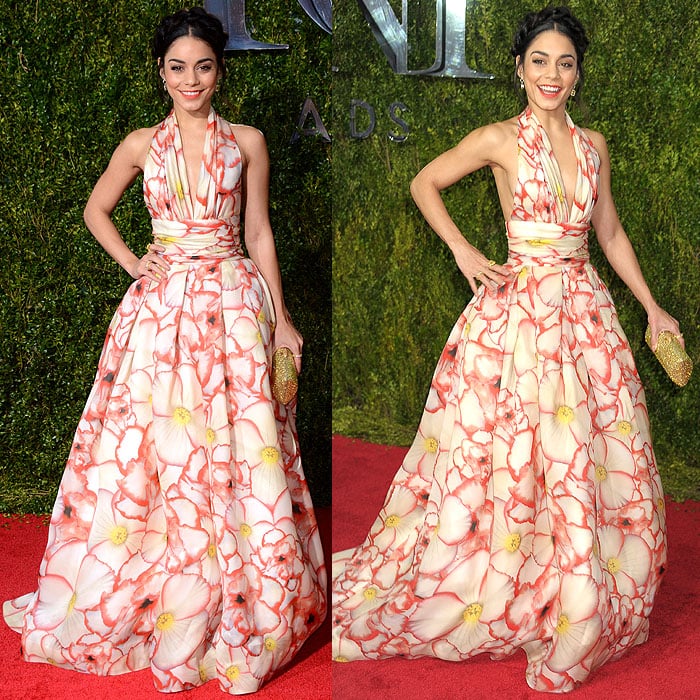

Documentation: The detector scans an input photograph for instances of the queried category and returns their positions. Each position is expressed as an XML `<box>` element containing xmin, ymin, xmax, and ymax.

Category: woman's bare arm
<box><xmin>83</xmin><ymin>127</ymin><xmax>168</xmax><ymax>283</ymax></box>
<box><xmin>235</xmin><ymin>125</ymin><xmax>303</xmax><ymax>369</ymax></box>
<box><xmin>410</xmin><ymin>121</ymin><xmax>514</xmax><ymax>294</ymax></box>
<box><xmin>588</xmin><ymin>130</ymin><xmax>682</xmax><ymax>348</ymax></box>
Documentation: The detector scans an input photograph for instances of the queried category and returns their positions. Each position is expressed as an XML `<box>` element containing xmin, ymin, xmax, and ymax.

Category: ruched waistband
<box><xmin>151</xmin><ymin>218</ymin><xmax>243</xmax><ymax>263</ymax></box>
<box><xmin>506</xmin><ymin>220</ymin><xmax>590</xmax><ymax>266</ymax></box>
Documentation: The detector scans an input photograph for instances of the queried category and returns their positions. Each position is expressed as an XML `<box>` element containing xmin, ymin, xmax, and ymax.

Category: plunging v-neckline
<box><xmin>530</xmin><ymin>109</ymin><xmax>581</xmax><ymax>219</ymax></box>
<box><xmin>172</xmin><ymin>110</ymin><xmax>214</xmax><ymax>217</ymax></box>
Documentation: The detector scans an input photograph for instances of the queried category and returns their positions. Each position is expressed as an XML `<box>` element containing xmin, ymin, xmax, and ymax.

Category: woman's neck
<box><xmin>172</xmin><ymin>104</ymin><xmax>212</xmax><ymax>130</ymax></box>
<box><xmin>529</xmin><ymin>103</ymin><xmax>569</xmax><ymax>134</ymax></box>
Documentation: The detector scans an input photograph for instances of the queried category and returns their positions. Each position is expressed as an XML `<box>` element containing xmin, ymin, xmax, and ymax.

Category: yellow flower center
<box><xmin>264</xmin><ymin>637</ymin><xmax>277</xmax><ymax>651</ymax></box>
<box><xmin>464</xmin><ymin>322</ymin><xmax>471</xmax><ymax>335</ymax></box>
<box><xmin>67</xmin><ymin>592</ymin><xmax>77</xmax><ymax>615</ymax></box>
<box><xmin>595</xmin><ymin>465</ymin><xmax>608</xmax><ymax>481</ymax></box>
<box><xmin>334</xmin><ymin>655</ymin><xmax>349</xmax><ymax>663</ymax></box>
<box><xmin>363</xmin><ymin>587</ymin><xmax>377</xmax><ymax>601</ymax></box>
<box><xmin>462</xmin><ymin>603</ymin><xmax>483</xmax><ymax>623</ymax></box>
<box><xmin>556</xmin><ymin>405</ymin><xmax>574</xmax><ymax>424</ymax></box>
<box><xmin>206</xmin><ymin>428</ymin><xmax>216</xmax><ymax>444</ymax></box>
<box><xmin>518</xmin><ymin>266</ymin><xmax>529</xmax><ymax>281</ymax></box>
<box><xmin>207</xmin><ymin>543</ymin><xmax>216</xmax><ymax>558</ymax></box>
<box><xmin>199</xmin><ymin>665</ymin><xmax>208</xmax><ymax>682</ymax></box>
<box><xmin>261</xmin><ymin>446</ymin><xmax>280</xmax><ymax>464</ymax></box>
<box><xmin>156</xmin><ymin>612</ymin><xmax>175</xmax><ymax>631</ymax></box>
<box><xmin>47</xmin><ymin>658</ymin><xmax>57</xmax><ymax>665</ymax></box>
<box><xmin>556</xmin><ymin>614</ymin><xmax>570</xmax><ymax>634</ymax></box>
<box><xmin>607</xmin><ymin>557</ymin><xmax>621</xmax><ymax>574</ymax></box>
<box><xmin>109</xmin><ymin>525</ymin><xmax>128</xmax><ymax>545</ymax></box>
<box><xmin>385</xmin><ymin>514</ymin><xmax>401</xmax><ymax>528</ymax></box>
<box><xmin>257</xmin><ymin>309</ymin><xmax>266</xmax><ymax>323</ymax></box>
<box><xmin>657</xmin><ymin>498</ymin><xmax>665</xmax><ymax>511</ymax></box>
<box><xmin>504</xmin><ymin>533</ymin><xmax>521</xmax><ymax>552</ymax></box>
<box><xmin>424</xmin><ymin>437</ymin><xmax>438</xmax><ymax>453</ymax></box>
<box><xmin>240</xmin><ymin>523</ymin><xmax>252</xmax><ymax>538</ymax></box>
<box><xmin>176</xmin><ymin>180</ymin><xmax>184</xmax><ymax>200</ymax></box>
<box><xmin>616</xmin><ymin>420</ymin><xmax>632</xmax><ymax>436</ymax></box>
<box><xmin>173</xmin><ymin>406</ymin><xmax>191</xmax><ymax>425</ymax></box>
<box><xmin>256</xmin><ymin>331</ymin><xmax>263</xmax><ymax>343</ymax></box>
<box><xmin>225</xmin><ymin>665</ymin><xmax>240</xmax><ymax>681</ymax></box>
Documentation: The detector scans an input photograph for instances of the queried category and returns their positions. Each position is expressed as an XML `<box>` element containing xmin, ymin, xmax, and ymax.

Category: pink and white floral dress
<box><xmin>4</xmin><ymin>109</ymin><xmax>327</xmax><ymax>695</ymax></box>
<box><xmin>331</xmin><ymin>107</ymin><xmax>666</xmax><ymax>693</ymax></box>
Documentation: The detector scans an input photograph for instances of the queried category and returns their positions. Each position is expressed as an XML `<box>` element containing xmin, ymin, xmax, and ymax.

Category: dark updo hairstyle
<box><xmin>511</xmin><ymin>6</ymin><xmax>589</xmax><ymax>104</ymax></box>
<box><xmin>153</xmin><ymin>7</ymin><xmax>228</xmax><ymax>93</ymax></box>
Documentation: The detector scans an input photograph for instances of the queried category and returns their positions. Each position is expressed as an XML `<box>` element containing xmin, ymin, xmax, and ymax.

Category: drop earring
<box><xmin>519</xmin><ymin>77</ymin><xmax>525</xmax><ymax>90</ymax></box>
<box><xmin>570</xmin><ymin>85</ymin><xmax>577</xmax><ymax>97</ymax></box>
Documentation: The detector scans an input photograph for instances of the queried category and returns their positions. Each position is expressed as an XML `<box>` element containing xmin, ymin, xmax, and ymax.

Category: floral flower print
<box><xmin>31</xmin><ymin>543</ymin><xmax>115</xmax><ymax>648</ymax></box>
<box><xmin>151</xmin><ymin>573</ymin><xmax>211</xmax><ymax>671</ymax></box>
<box><xmin>538</xmin><ymin>371</ymin><xmax>590</xmax><ymax>466</ymax></box>
<box><xmin>410</xmin><ymin>552</ymin><xmax>514</xmax><ymax>658</ymax></box>
<box><xmin>215</xmin><ymin>649</ymin><xmax>266</xmax><ymax>695</ymax></box>
<box><xmin>232</xmin><ymin>401</ymin><xmax>289</xmax><ymax>504</ymax></box>
<box><xmin>417</xmin><ymin>494</ymin><xmax>475</xmax><ymax>575</ymax></box>
<box><xmin>597</xmin><ymin>526</ymin><xmax>653</xmax><ymax>598</ymax></box>
<box><xmin>490</xmin><ymin>498</ymin><xmax>534</xmax><ymax>576</ymax></box>
<box><xmin>372</xmin><ymin>485</ymin><xmax>425</xmax><ymax>553</ymax></box>
<box><xmin>152</xmin><ymin>365</ymin><xmax>205</xmax><ymax>468</ymax></box>
<box><xmin>545</xmin><ymin>573</ymin><xmax>603</xmax><ymax>673</ymax></box>
<box><xmin>20</xmin><ymin>628</ymin><xmax>73</xmax><ymax>668</ymax></box>
<box><xmin>87</xmin><ymin>489</ymin><xmax>147</xmax><ymax>570</ymax></box>
<box><xmin>592</xmin><ymin>433</ymin><xmax>639</xmax><ymax>510</ymax></box>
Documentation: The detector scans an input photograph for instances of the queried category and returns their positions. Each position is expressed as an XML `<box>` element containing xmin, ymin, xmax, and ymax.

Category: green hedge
<box><xmin>332</xmin><ymin>0</ymin><xmax>700</xmax><ymax>499</ymax></box>
<box><xmin>0</xmin><ymin>1</ymin><xmax>331</xmax><ymax>511</ymax></box>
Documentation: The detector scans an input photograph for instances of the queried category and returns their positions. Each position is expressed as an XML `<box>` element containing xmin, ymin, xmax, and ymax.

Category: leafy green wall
<box><xmin>0</xmin><ymin>1</ymin><xmax>331</xmax><ymax>511</ymax></box>
<box><xmin>332</xmin><ymin>0</ymin><xmax>700</xmax><ymax>499</ymax></box>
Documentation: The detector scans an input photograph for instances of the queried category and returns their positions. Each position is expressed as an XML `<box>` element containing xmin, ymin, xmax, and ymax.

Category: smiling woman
<box><xmin>160</xmin><ymin>40</ymin><xmax>220</xmax><ymax>117</ymax></box>
<box><xmin>332</xmin><ymin>4</ymin><xmax>680</xmax><ymax>693</ymax></box>
<box><xmin>511</xmin><ymin>6</ymin><xmax>589</xmax><ymax>99</ymax></box>
<box><xmin>3</xmin><ymin>6</ymin><xmax>326</xmax><ymax>696</ymax></box>
<box><xmin>163</xmin><ymin>51</ymin><xmax>219</xmax><ymax>100</ymax></box>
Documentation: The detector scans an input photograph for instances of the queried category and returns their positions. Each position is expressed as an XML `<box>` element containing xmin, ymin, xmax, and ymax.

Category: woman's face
<box><xmin>160</xmin><ymin>35</ymin><xmax>220</xmax><ymax>116</ymax></box>
<box><xmin>517</xmin><ymin>29</ymin><xmax>579</xmax><ymax>113</ymax></box>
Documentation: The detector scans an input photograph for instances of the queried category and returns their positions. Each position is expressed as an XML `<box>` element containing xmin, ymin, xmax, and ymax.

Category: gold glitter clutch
<box><xmin>645</xmin><ymin>326</ymin><xmax>693</xmax><ymax>387</ymax></box>
<box><xmin>271</xmin><ymin>347</ymin><xmax>298</xmax><ymax>404</ymax></box>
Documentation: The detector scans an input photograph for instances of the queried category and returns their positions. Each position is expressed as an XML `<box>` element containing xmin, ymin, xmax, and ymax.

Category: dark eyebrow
<box><xmin>530</xmin><ymin>50</ymin><xmax>576</xmax><ymax>60</ymax></box>
<box><xmin>166</xmin><ymin>57</ymin><xmax>215</xmax><ymax>64</ymax></box>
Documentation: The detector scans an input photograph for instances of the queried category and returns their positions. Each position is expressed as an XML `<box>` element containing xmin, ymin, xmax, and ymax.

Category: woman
<box><xmin>332</xmin><ymin>6</ymin><xmax>679</xmax><ymax>693</ymax></box>
<box><xmin>3</xmin><ymin>8</ymin><xmax>326</xmax><ymax>695</ymax></box>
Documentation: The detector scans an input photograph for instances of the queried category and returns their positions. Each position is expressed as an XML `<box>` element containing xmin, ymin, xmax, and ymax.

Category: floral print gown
<box><xmin>332</xmin><ymin>108</ymin><xmax>666</xmax><ymax>693</ymax></box>
<box><xmin>3</xmin><ymin>109</ymin><xmax>327</xmax><ymax>695</ymax></box>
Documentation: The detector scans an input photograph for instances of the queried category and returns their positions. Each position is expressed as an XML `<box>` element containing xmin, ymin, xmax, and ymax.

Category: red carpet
<box><xmin>0</xmin><ymin>508</ymin><xmax>331</xmax><ymax>700</ymax></box>
<box><xmin>332</xmin><ymin>435</ymin><xmax>700</xmax><ymax>699</ymax></box>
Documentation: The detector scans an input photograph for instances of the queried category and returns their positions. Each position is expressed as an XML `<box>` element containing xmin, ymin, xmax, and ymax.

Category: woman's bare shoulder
<box><xmin>458</xmin><ymin>117</ymin><xmax>517</xmax><ymax>144</ymax></box>
<box><xmin>456</xmin><ymin>117</ymin><xmax>518</xmax><ymax>167</ymax></box>
<box><xmin>229</xmin><ymin>123</ymin><xmax>265</xmax><ymax>146</ymax></box>
<box><xmin>122</xmin><ymin>124</ymin><xmax>160</xmax><ymax>148</ymax></box>
<box><xmin>485</xmin><ymin>116</ymin><xmax>520</xmax><ymax>138</ymax></box>
<box><xmin>582</xmin><ymin>127</ymin><xmax>608</xmax><ymax>153</ymax></box>
<box><xmin>117</xmin><ymin>124</ymin><xmax>161</xmax><ymax>170</ymax></box>
<box><xmin>228</xmin><ymin>123</ymin><xmax>268</xmax><ymax>165</ymax></box>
